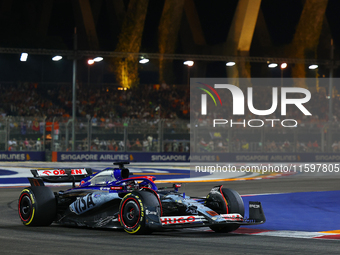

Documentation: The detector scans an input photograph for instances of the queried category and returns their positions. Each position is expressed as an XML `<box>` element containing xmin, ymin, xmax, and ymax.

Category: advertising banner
<box><xmin>55</xmin><ymin>152</ymin><xmax>191</xmax><ymax>162</ymax></box>
<box><xmin>54</xmin><ymin>152</ymin><xmax>340</xmax><ymax>162</ymax></box>
<box><xmin>0</xmin><ymin>151</ymin><xmax>45</xmax><ymax>161</ymax></box>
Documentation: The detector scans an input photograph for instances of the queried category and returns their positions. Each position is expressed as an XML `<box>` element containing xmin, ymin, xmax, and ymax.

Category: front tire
<box><xmin>206</xmin><ymin>186</ymin><xmax>244</xmax><ymax>233</ymax></box>
<box><xmin>18</xmin><ymin>186</ymin><xmax>57</xmax><ymax>226</ymax></box>
<box><xmin>119</xmin><ymin>191</ymin><xmax>160</xmax><ymax>234</ymax></box>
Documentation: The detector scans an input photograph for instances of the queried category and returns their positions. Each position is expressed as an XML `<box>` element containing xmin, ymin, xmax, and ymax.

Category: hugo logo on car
<box><xmin>160</xmin><ymin>216</ymin><xmax>196</xmax><ymax>225</ymax></box>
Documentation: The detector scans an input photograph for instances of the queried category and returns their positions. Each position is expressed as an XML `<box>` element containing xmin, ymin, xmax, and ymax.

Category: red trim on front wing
<box><xmin>220</xmin><ymin>214</ymin><xmax>244</xmax><ymax>221</ymax></box>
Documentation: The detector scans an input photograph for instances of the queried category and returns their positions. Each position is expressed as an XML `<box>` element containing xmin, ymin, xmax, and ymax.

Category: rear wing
<box><xmin>29</xmin><ymin>168</ymin><xmax>93</xmax><ymax>187</ymax></box>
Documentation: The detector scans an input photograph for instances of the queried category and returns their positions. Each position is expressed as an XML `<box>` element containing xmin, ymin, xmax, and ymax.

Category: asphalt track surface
<box><xmin>1</xmin><ymin>173</ymin><xmax>340</xmax><ymax>255</ymax></box>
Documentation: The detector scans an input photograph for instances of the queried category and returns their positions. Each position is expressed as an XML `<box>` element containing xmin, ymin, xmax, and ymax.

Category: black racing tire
<box><xmin>206</xmin><ymin>187</ymin><xmax>244</xmax><ymax>233</ymax></box>
<box><xmin>119</xmin><ymin>190</ymin><xmax>160</xmax><ymax>234</ymax></box>
<box><xmin>18</xmin><ymin>186</ymin><xmax>57</xmax><ymax>226</ymax></box>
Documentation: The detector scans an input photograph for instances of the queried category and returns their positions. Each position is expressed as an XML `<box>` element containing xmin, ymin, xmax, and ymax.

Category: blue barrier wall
<box><xmin>55</xmin><ymin>152</ymin><xmax>340</xmax><ymax>162</ymax></box>
<box><xmin>0</xmin><ymin>151</ymin><xmax>338</xmax><ymax>162</ymax></box>
<box><xmin>0</xmin><ymin>151</ymin><xmax>45</xmax><ymax>161</ymax></box>
<box><xmin>56</xmin><ymin>152</ymin><xmax>190</xmax><ymax>162</ymax></box>
<box><xmin>192</xmin><ymin>153</ymin><xmax>340</xmax><ymax>162</ymax></box>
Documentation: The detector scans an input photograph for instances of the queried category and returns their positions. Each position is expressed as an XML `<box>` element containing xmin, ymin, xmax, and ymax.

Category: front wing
<box><xmin>146</xmin><ymin>201</ymin><xmax>266</xmax><ymax>230</ymax></box>
<box><xmin>161</xmin><ymin>202</ymin><xmax>265</xmax><ymax>229</ymax></box>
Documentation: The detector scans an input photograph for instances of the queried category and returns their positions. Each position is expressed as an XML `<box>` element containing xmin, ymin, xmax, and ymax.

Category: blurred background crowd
<box><xmin>1</xmin><ymin>82</ymin><xmax>338</xmax><ymax>153</ymax></box>
<box><xmin>0</xmin><ymin>82</ymin><xmax>338</xmax><ymax>123</ymax></box>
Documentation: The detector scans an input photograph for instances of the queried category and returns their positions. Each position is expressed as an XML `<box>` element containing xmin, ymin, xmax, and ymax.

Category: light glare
<box><xmin>93</xmin><ymin>57</ymin><xmax>103</xmax><ymax>62</ymax></box>
<box><xmin>139</xmin><ymin>58</ymin><xmax>149</xmax><ymax>64</ymax></box>
<box><xmin>184</xmin><ymin>60</ymin><xmax>194</xmax><ymax>67</ymax></box>
<box><xmin>309</xmin><ymin>64</ymin><xmax>318</xmax><ymax>70</ymax></box>
<box><xmin>20</xmin><ymin>53</ymin><xmax>28</xmax><ymax>62</ymax></box>
<box><xmin>52</xmin><ymin>55</ymin><xmax>62</xmax><ymax>61</ymax></box>
<box><xmin>268</xmin><ymin>63</ymin><xmax>278</xmax><ymax>68</ymax></box>
<box><xmin>226</xmin><ymin>62</ymin><xmax>236</xmax><ymax>66</ymax></box>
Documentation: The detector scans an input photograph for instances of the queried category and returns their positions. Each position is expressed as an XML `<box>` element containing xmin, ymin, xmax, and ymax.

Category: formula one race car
<box><xmin>18</xmin><ymin>162</ymin><xmax>266</xmax><ymax>234</ymax></box>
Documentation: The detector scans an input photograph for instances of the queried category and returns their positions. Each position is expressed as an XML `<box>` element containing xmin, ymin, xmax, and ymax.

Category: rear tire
<box><xmin>18</xmin><ymin>186</ymin><xmax>57</xmax><ymax>226</ymax></box>
<box><xmin>206</xmin><ymin>187</ymin><xmax>244</xmax><ymax>233</ymax></box>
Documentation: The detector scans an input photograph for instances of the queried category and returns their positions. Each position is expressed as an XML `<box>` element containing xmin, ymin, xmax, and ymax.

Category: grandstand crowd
<box><xmin>0</xmin><ymin>82</ymin><xmax>338</xmax><ymax>123</ymax></box>
<box><xmin>1</xmin><ymin>82</ymin><xmax>339</xmax><ymax>153</ymax></box>
<box><xmin>0</xmin><ymin>82</ymin><xmax>190</xmax><ymax>121</ymax></box>
<box><xmin>0</xmin><ymin>81</ymin><xmax>339</xmax><ymax>124</ymax></box>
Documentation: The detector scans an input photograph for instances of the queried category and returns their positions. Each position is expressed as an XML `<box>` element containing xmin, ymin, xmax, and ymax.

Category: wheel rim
<box><xmin>19</xmin><ymin>194</ymin><xmax>32</xmax><ymax>221</ymax></box>
<box><xmin>121</xmin><ymin>199</ymin><xmax>140</xmax><ymax>229</ymax></box>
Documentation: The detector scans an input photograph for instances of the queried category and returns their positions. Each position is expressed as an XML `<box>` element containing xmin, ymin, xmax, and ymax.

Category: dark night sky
<box><xmin>1</xmin><ymin>0</ymin><xmax>340</xmax><ymax>83</ymax></box>
<box><xmin>2</xmin><ymin>0</ymin><xmax>340</xmax><ymax>53</ymax></box>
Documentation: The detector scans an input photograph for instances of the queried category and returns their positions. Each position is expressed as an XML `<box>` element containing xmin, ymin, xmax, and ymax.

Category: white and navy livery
<box><xmin>18</xmin><ymin>162</ymin><xmax>265</xmax><ymax>234</ymax></box>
